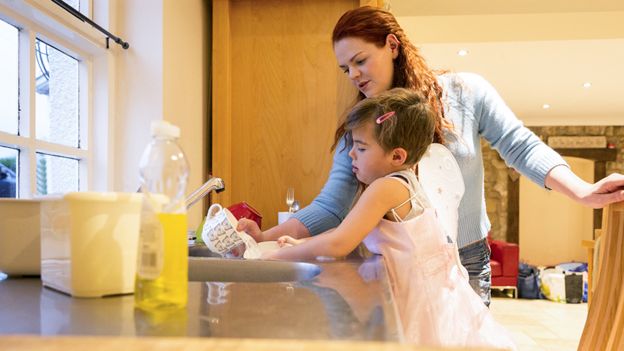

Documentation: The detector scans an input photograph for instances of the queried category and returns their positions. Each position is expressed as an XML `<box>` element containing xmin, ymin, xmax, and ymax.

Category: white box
<box><xmin>0</xmin><ymin>199</ymin><xmax>41</xmax><ymax>276</ymax></box>
<box><xmin>40</xmin><ymin>192</ymin><xmax>143</xmax><ymax>297</ymax></box>
<box><xmin>277</xmin><ymin>211</ymin><xmax>291</xmax><ymax>225</ymax></box>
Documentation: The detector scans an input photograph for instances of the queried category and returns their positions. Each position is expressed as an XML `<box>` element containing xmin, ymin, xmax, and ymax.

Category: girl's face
<box><xmin>334</xmin><ymin>36</ymin><xmax>397</xmax><ymax>98</ymax></box>
<box><xmin>348</xmin><ymin>122</ymin><xmax>396</xmax><ymax>185</ymax></box>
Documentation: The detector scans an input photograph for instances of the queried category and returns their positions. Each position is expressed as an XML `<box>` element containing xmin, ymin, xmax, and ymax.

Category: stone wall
<box><xmin>483</xmin><ymin>126</ymin><xmax>624</xmax><ymax>242</ymax></box>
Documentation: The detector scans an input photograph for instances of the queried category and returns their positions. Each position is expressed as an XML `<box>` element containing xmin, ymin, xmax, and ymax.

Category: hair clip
<box><xmin>376</xmin><ymin>111</ymin><xmax>396</xmax><ymax>124</ymax></box>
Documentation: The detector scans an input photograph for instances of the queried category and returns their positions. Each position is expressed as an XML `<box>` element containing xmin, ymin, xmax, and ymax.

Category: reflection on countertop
<box><xmin>0</xmin><ymin>256</ymin><xmax>401</xmax><ymax>342</ymax></box>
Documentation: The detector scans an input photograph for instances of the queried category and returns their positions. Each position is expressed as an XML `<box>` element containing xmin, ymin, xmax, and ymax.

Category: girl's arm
<box><xmin>266</xmin><ymin>177</ymin><xmax>409</xmax><ymax>261</ymax></box>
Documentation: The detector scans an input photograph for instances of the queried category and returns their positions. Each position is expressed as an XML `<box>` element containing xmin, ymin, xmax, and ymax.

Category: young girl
<box><xmin>248</xmin><ymin>88</ymin><xmax>516</xmax><ymax>349</ymax></box>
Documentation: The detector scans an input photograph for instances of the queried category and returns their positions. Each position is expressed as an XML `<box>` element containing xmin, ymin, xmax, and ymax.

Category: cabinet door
<box><xmin>212</xmin><ymin>0</ymin><xmax>357</xmax><ymax>228</ymax></box>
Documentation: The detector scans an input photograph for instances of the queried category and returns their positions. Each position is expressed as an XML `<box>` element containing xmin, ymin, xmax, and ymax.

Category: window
<box><xmin>0</xmin><ymin>0</ymin><xmax>110</xmax><ymax>198</ymax></box>
<box><xmin>0</xmin><ymin>19</ymin><xmax>20</xmax><ymax>197</ymax></box>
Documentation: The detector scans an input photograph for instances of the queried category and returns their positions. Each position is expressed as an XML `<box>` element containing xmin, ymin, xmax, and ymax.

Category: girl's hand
<box><xmin>277</xmin><ymin>235</ymin><xmax>304</xmax><ymax>247</ymax></box>
<box><xmin>260</xmin><ymin>250</ymin><xmax>278</xmax><ymax>260</ymax></box>
<box><xmin>237</xmin><ymin>218</ymin><xmax>264</xmax><ymax>242</ymax></box>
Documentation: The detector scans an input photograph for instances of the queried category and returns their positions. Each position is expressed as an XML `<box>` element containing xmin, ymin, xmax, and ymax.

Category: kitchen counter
<box><xmin>0</xmin><ymin>336</ymin><xmax>490</xmax><ymax>351</ymax></box>
<box><xmin>0</xmin><ymin>256</ymin><xmax>402</xmax><ymax>341</ymax></box>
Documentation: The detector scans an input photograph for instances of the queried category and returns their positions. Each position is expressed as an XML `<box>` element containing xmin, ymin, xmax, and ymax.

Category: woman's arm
<box><xmin>466</xmin><ymin>73</ymin><xmax>624</xmax><ymax>208</ymax></box>
<box><xmin>265</xmin><ymin>178</ymin><xmax>409</xmax><ymax>261</ymax></box>
<box><xmin>545</xmin><ymin>165</ymin><xmax>624</xmax><ymax>208</ymax></box>
<box><xmin>465</xmin><ymin>73</ymin><xmax>567</xmax><ymax>188</ymax></box>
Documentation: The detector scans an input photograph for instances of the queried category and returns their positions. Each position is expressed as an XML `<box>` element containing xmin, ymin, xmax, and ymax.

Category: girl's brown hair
<box><xmin>331</xmin><ymin>6</ymin><xmax>452</xmax><ymax>150</ymax></box>
<box><xmin>345</xmin><ymin>88</ymin><xmax>435</xmax><ymax>166</ymax></box>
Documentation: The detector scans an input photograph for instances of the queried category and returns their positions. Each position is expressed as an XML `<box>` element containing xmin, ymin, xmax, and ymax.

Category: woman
<box><xmin>239</xmin><ymin>6</ymin><xmax>624</xmax><ymax>306</ymax></box>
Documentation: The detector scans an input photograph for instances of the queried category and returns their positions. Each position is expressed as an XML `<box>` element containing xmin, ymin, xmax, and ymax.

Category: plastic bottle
<box><xmin>135</xmin><ymin>120</ymin><xmax>190</xmax><ymax>310</ymax></box>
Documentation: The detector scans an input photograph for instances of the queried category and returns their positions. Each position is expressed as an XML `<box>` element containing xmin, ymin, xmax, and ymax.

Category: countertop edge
<box><xmin>0</xmin><ymin>335</ymin><xmax>492</xmax><ymax>351</ymax></box>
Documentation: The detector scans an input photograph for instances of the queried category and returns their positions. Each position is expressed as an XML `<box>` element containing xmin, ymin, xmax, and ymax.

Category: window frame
<box><xmin>0</xmin><ymin>0</ymin><xmax>113</xmax><ymax>198</ymax></box>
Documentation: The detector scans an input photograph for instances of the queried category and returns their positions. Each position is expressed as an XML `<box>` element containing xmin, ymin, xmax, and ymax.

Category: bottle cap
<box><xmin>150</xmin><ymin>120</ymin><xmax>180</xmax><ymax>138</ymax></box>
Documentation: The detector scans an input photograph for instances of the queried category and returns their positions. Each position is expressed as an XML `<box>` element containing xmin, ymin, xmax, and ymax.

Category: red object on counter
<box><xmin>228</xmin><ymin>202</ymin><xmax>262</xmax><ymax>229</ymax></box>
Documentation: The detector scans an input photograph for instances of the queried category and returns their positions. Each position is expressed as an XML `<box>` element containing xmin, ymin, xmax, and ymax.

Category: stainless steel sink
<box><xmin>188</xmin><ymin>244</ymin><xmax>322</xmax><ymax>282</ymax></box>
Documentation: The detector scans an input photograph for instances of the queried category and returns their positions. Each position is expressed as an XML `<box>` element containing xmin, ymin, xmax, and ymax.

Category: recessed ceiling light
<box><xmin>542</xmin><ymin>104</ymin><xmax>550</xmax><ymax>109</ymax></box>
<box><xmin>457</xmin><ymin>49</ymin><xmax>469</xmax><ymax>57</ymax></box>
<box><xmin>583</xmin><ymin>82</ymin><xmax>592</xmax><ymax>88</ymax></box>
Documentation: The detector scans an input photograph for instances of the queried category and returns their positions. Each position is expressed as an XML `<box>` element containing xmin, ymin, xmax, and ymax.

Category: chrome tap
<box><xmin>185</xmin><ymin>177</ymin><xmax>225</xmax><ymax>209</ymax></box>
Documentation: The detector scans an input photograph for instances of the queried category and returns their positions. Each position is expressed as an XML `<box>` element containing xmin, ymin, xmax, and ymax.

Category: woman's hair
<box><xmin>331</xmin><ymin>6</ymin><xmax>452</xmax><ymax>149</ymax></box>
<box><xmin>345</xmin><ymin>88</ymin><xmax>435</xmax><ymax>166</ymax></box>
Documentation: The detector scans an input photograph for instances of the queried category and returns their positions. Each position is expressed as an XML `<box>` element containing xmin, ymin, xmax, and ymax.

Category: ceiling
<box><xmin>390</xmin><ymin>0</ymin><xmax>624</xmax><ymax>126</ymax></box>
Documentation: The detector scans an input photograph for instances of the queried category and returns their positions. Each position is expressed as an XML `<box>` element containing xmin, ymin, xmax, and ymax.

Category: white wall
<box><xmin>113</xmin><ymin>0</ymin><xmax>207</xmax><ymax>227</ymax></box>
<box><xmin>163</xmin><ymin>0</ymin><xmax>208</xmax><ymax>228</ymax></box>
<box><xmin>519</xmin><ymin>157</ymin><xmax>594</xmax><ymax>266</ymax></box>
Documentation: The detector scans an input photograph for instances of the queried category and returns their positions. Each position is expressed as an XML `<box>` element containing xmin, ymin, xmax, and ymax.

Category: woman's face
<box><xmin>334</xmin><ymin>36</ymin><xmax>397</xmax><ymax>98</ymax></box>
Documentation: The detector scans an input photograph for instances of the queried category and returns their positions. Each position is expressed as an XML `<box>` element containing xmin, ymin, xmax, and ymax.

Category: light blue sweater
<box><xmin>292</xmin><ymin>73</ymin><xmax>567</xmax><ymax>248</ymax></box>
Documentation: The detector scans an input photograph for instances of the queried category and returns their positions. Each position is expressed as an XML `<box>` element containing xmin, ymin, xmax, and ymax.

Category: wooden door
<box><xmin>212</xmin><ymin>0</ymin><xmax>357</xmax><ymax>228</ymax></box>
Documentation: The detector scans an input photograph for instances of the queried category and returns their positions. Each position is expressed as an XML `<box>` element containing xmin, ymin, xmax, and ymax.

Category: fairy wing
<box><xmin>418</xmin><ymin>143</ymin><xmax>465</xmax><ymax>243</ymax></box>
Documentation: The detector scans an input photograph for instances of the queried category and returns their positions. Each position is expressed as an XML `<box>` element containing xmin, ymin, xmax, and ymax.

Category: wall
<box><xmin>163</xmin><ymin>0</ymin><xmax>208</xmax><ymax>227</ymax></box>
<box><xmin>113</xmin><ymin>0</ymin><xmax>208</xmax><ymax>227</ymax></box>
<box><xmin>519</xmin><ymin>157</ymin><xmax>594</xmax><ymax>266</ymax></box>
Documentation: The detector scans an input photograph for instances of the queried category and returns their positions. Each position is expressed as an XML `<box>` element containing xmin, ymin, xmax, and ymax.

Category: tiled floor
<box><xmin>490</xmin><ymin>296</ymin><xmax>587</xmax><ymax>351</ymax></box>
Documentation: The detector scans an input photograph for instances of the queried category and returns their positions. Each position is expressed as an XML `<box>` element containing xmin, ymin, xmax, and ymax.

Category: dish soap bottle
<box><xmin>135</xmin><ymin>120</ymin><xmax>190</xmax><ymax>310</ymax></box>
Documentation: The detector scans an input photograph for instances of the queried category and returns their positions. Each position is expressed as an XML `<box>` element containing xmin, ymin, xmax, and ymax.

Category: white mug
<box><xmin>201</xmin><ymin>204</ymin><xmax>245</xmax><ymax>255</ymax></box>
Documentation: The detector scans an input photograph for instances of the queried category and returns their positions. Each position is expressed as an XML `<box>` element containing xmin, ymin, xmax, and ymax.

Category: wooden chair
<box><xmin>581</xmin><ymin>229</ymin><xmax>602</xmax><ymax>306</ymax></box>
<box><xmin>578</xmin><ymin>201</ymin><xmax>624</xmax><ymax>350</ymax></box>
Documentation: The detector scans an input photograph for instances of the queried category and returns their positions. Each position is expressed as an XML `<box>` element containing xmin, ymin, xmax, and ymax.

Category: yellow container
<box><xmin>40</xmin><ymin>192</ymin><xmax>143</xmax><ymax>297</ymax></box>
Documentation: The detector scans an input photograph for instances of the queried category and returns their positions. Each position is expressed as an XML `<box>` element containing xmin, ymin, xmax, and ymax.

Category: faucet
<box><xmin>185</xmin><ymin>177</ymin><xmax>225</xmax><ymax>209</ymax></box>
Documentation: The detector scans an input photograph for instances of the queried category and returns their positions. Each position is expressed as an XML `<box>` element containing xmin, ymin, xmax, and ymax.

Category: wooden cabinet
<box><xmin>211</xmin><ymin>0</ymin><xmax>358</xmax><ymax>228</ymax></box>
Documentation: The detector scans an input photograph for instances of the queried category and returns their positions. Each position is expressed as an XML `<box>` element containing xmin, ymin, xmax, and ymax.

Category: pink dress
<box><xmin>363</xmin><ymin>170</ymin><xmax>516</xmax><ymax>349</ymax></box>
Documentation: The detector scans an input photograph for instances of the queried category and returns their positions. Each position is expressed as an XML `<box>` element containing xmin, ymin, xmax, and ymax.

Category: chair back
<box><xmin>578</xmin><ymin>201</ymin><xmax>624</xmax><ymax>350</ymax></box>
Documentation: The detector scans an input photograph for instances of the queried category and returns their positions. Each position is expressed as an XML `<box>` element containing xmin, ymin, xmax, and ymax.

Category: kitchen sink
<box><xmin>188</xmin><ymin>244</ymin><xmax>322</xmax><ymax>282</ymax></box>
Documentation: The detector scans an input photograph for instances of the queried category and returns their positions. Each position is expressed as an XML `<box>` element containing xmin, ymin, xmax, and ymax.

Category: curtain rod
<box><xmin>50</xmin><ymin>0</ymin><xmax>129</xmax><ymax>49</ymax></box>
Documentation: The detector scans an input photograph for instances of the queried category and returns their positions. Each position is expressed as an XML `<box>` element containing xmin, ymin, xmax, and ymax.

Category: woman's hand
<box><xmin>578</xmin><ymin>173</ymin><xmax>624</xmax><ymax>208</ymax></box>
<box><xmin>546</xmin><ymin>166</ymin><xmax>624</xmax><ymax>208</ymax></box>
<box><xmin>236</xmin><ymin>218</ymin><xmax>264</xmax><ymax>242</ymax></box>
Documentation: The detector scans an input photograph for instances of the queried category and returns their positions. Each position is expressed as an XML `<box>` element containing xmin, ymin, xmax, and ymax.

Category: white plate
<box><xmin>240</xmin><ymin>232</ymin><xmax>281</xmax><ymax>259</ymax></box>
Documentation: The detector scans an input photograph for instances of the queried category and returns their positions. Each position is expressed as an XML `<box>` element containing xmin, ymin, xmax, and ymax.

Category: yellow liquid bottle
<box><xmin>136</xmin><ymin>120</ymin><xmax>190</xmax><ymax>311</ymax></box>
<box><xmin>135</xmin><ymin>213</ymin><xmax>188</xmax><ymax>310</ymax></box>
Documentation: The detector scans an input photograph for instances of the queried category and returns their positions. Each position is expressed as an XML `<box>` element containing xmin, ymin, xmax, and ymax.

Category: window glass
<box><xmin>62</xmin><ymin>0</ymin><xmax>80</xmax><ymax>11</ymax></box>
<box><xmin>0</xmin><ymin>147</ymin><xmax>18</xmax><ymax>198</ymax></box>
<box><xmin>35</xmin><ymin>39</ymin><xmax>80</xmax><ymax>148</ymax></box>
<box><xmin>36</xmin><ymin>153</ymin><xmax>79</xmax><ymax>195</ymax></box>
<box><xmin>0</xmin><ymin>19</ymin><xmax>19</xmax><ymax>135</ymax></box>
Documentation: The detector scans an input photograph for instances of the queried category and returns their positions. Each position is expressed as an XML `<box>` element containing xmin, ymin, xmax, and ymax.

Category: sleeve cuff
<box><xmin>291</xmin><ymin>203</ymin><xmax>341</xmax><ymax>236</ymax></box>
<box><xmin>522</xmin><ymin>148</ymin><xmax>568</xmax><ymax>188</ymax></box>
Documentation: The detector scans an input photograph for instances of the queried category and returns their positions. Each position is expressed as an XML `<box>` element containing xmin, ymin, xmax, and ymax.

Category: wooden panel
<box><xmin>212</xmin><ymin>0</ymin><xmax>357</xmax><ymax>229</ymax></box>
<box><xmin>579</xmin><ymin>201</ymin><xmax>624</xmax><ymax>350</ymax></box>
<box><xmin>360</xmin><ymin>0</ymin><xmax>386</xmax><ymax>7</ymax></box>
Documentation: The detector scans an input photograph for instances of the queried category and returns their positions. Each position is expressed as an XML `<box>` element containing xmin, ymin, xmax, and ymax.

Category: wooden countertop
<box><xmin>0</xmin><ymin>335</ymin><xmax>492</xmax><ymax>351</ymax></box>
